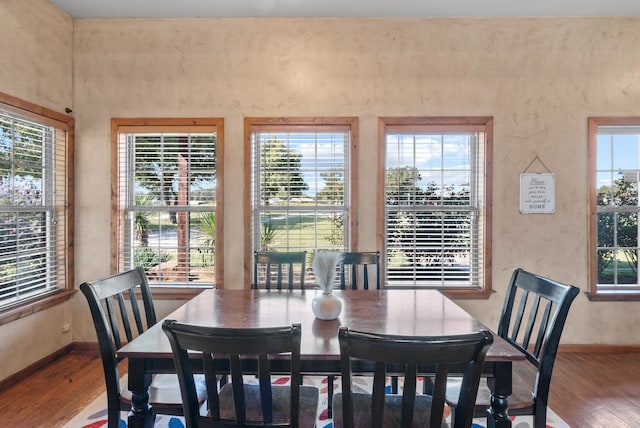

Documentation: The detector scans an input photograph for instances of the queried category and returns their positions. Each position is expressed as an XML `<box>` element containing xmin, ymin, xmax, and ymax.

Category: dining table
<box><xmin>117</xmin><ymin>288</ymin><xmax>525</xmax><ymax>428</ymax></box>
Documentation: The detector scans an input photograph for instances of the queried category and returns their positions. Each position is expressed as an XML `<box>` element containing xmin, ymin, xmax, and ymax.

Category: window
<box><xmin>112</xmin><ymin>119</ymin><xmax>223</xmax><ymax>289</ymax></box>
<box><xmin>245</xmin><ymin>117</ymin><xmax>357</xmax><ymax>285</ymax></box>
<box><xmin>588</xmin><ymin>117</ymin><xmax>640</xmax><ymax>300</ymax></box>
<box><xmin>0</xmin><ymin>92</ymin><xmax>73</xmax><ymax>318</ymax></box>
<box><xmin>379</xmin><ymin>117</ymin><xmax>492</xmax><ymax>297</ymax></box>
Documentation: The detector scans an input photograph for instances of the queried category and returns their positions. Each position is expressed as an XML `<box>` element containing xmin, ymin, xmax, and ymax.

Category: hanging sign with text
<box><xmin>519</xmin><ymin>173</ymin><xmax>555</xmax><ymax>214</ymax></box>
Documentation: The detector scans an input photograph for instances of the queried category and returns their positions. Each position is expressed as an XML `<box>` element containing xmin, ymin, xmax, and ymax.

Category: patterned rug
<box><xmin>64</xmin><ymin>375</ymin><xmax>571</xmax><ymax>428</ymax></box>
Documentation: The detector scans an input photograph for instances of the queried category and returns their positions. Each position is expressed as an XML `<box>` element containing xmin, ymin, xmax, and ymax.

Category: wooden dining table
<box><xmin>118</xmin><ymin>288</ymin><xmax>524</xmax><ymax>428</ymax></box>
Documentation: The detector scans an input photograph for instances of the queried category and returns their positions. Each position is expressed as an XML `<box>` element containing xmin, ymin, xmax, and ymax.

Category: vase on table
<box><xmin>311</xmin><ymin>251</ymin><xmax>344</xmax><ymax>320</ymax></box>
<box><xmin>312</xmin><ymin>292</ymin><xmax>343</xmax><ymax>320</ymax></box>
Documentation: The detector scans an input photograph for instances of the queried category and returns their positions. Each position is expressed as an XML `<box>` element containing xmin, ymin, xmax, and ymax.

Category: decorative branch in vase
<box><xmin>311</xmin><ymin>251</ymin><xmax>344</xmax><ymax>320</ymax></box>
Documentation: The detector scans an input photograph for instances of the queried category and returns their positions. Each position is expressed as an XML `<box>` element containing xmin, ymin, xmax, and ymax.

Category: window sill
<box><xmin>0</xmin><ymin>289</ymin><xmax>76</xmax><ymax>326</ymax></box>
<box><xmin>586</xmin><ymin>292</ymin><xmax>640</xmax><ymax>302</ymax></box>
<box><xmin>441</xmin><ymin>288</ymin><xmax>493</xmax><ymax>300</ymax></box>
<box><xmin>149</xmin><ymin>286</ymin><xmax>212</xmax><ymax>300</ymax></box>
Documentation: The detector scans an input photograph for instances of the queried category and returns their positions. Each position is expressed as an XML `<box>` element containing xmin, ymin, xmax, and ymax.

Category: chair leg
<box><xmin>108</xmin><ymin>405</ymin><xmax>121</xmax><ymax>428</ymax></box>
<box><xmin>534</xmin><ymin>407</ymin><xmax>546</xmax><ymax>428</ymax></box>
<box><xmin>327</xmin><ymin>375</ymin><xmax>334</xmax><ymax>418</ymax></box>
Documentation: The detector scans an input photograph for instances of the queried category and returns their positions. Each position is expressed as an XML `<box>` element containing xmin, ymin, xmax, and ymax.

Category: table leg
<box><xmin>127</xmin><ymin>357</ymin><xmax>156</xmax><ymax>428</ymax></box>
<box><xmin>486</xmin><ymin>361</ymin><xmax>512</xmax><ymax>428</ymax></box>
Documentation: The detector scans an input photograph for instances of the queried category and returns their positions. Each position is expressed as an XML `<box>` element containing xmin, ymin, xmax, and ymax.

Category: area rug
<box><xmin>64</xmin><ymin>376</ymin><xmax>571</xmax><ymax>428</ymax></box>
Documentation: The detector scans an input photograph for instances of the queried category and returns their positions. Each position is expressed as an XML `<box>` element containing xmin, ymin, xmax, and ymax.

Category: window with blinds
<box><xmin>381</xmin><ymin>118</ymin><xmax>492</xmax><ymax>292</ymax></box>
<box><xmin>0</xmin><ymin>106</ymin><xmax>70</xmax><ymax>309</ymax></box>
<box><xmin>114</xmin><ymin>120</ymin><xmax>220</xmax><ymax>287</ymax></box>
<box><xmin>248</xmin><ymin>121</ymin><xmax>353</xmax><ymax>259</ymax></box>
<box><xmin>589</xmin><ymin>119</ymin><xmax>640</xmax><ymax>297</ymax></box>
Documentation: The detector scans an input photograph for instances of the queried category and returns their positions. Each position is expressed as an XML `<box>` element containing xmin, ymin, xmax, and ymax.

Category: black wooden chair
<box><xmin>339</xmin><ymin>251</ymin><xmax>381</xmax><ymax>290</ymax></box>
<box><xmin>162</xmin><ymin>320</ymin><xmax>320</xmax><ymax>427</ymax></box>
<box><xmin>253</xmin><ymin>251</ymin><xmax>307</xmax><ymax>290</ymax></box>
<box><xmin>80</xmin><ymin>267</ymin><xmax>206</xmax><ymax>428</ymax></box>
<box><xmin>445</xmin><ymin>268</ymin><xmax>579</xmax><ymax>428</ymax></box>
<box><xmin>332</xmin><ymin>327</ymin><xmax>493</xmax><ymax>428</ymax></box>
<box><xmin>327</xmin><ymin>250</ymin><xmax>382</xmax><ymax>417</ymax></box>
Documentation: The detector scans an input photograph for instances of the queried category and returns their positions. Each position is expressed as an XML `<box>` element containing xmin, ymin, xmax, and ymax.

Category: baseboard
<box><xmin>71</xmin><ymin>341</ymin><xmax>100</xmax><ymax>352</ymax></box>
<box><xmin>558</xmin><ymin>344</ymin><xmax>640</xmax><ymax>353</ymax></box>
<box><xmin>0</xmin><ymin>344</ymin><xmax>75</xmax><ymax>390</ymax></box>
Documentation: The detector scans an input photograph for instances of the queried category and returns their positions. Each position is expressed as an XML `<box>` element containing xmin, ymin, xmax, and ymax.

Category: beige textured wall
<box><xmin>0</xmin><ymin>0</ymin><xmax>73</xmax><ymax>380</ymax></box>
<box><xmin>70</xmin><ymin>17</ymin><xmax>640</xmax><ymax>345</ymax></box>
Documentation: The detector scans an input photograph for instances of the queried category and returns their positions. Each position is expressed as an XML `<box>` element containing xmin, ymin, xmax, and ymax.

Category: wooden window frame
<box><xmin>377</xmin><ymin>116</ymin><xmax>493</xmax><ymax>299</ymax></box>
<box><xmin>244</xmin><ymin>117</ymin><xmax>359</xmax><ymax>288</ymax></box>
<box><xmin>0</xmin><ymin>92</ymin><xmax>74</xmax><ymax>325</ymax></box>
<box><xmin>111</xmin><ymin>118</ymin><xmax>224</xmax><ymax>297</ymax></box>
<box><xmin>588</xmin><ymin>117</ymin><xmax>640</xmax><ymax>301</ymax></box>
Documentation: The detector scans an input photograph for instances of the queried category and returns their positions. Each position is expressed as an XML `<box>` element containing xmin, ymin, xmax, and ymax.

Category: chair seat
<box><xmin>332</xmin><ymin>392</ymin><xmax>443</xmax><ymax>428</ymax></box>
<box><xmin>119</xmin><ymin>373</ymin><xmax>208</xmax><ymax>413</ymax></box>
<box><xmin>218</xmin><ymin>383</ymin><xmax>319</xmax><ymax>428</ymax></box>
<box><xmin>445</xmin><ymin>359</ymin><xmax>537</xmax><ymax>412</ymax></box>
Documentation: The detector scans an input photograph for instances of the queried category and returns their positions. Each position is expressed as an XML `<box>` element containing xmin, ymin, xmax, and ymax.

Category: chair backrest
<box><xmin>337</xmin><ymin>327</ymin><xmax>493</xmax><ymax>428</ymax></box>
<box><xmin>80</xmin><ymin>267</ymin><xmax>157</xmax><ymax>406</ymax></box>
<box><xmin>498</xmin><ymin>268</ymin><xmax>579</xmax><ymax>410</ymax></box>
<box><xmin>162</xmin><ymin>320</ymin><xmax>304</xmax><ymax>427</ymax></box>
<box><xmin>253</xmin><ymin>251</ymin><xmax>307</xmax><ymax>290</ymax></box>
<box><xmin>339</xmin><ymin>251</ymin><xmax>381</xmax><ymax>290</ymax></box>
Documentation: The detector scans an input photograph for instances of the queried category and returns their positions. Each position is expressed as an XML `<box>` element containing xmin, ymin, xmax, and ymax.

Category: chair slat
<box><xmin>115</xmin><ymin>293</ymin><xmax>135</xmax><ymax>342</ymax></box>
<box><xmin>127</xmin><ymin>288</ymin><xmax>145</xmax><ymax>335</ymax></box>
<box><xmin>204</xmin><ymin>353</ymin><xmax>221</xmax><ymax>420</ymax></box>
<box><xmin>103</xmin><ymin>298</ymin><xmax>123</xmax><ymax>350</ymax></box>
<box><xmin>401</xmin><ymin>364</ymin><xmax>417</xmax><ymax>427</ymax></box>
<box><xmin>522</xmin><ymin>294</ymin><xmax>542</xmax><ymax>351</ymax></box>
<box><xmin>229</xmin><ymin>354</ymin><xmax>247</xmax><ymax>423</ymax></box>
<box><xmin>430</xmin><ymin>364</ymin><xmax>449</xmax><ymax>428</ymax></box>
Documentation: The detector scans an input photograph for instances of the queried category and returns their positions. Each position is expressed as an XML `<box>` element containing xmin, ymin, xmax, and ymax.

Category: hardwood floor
<box><xmin>0</xmin><ymin>351</ymin><xmax>115</xmax><ymax>428</ymax></box>
<box><xmin>549</xmin><ymin>352</ymin><xmax>640</xmax><ymax>428</ymax></box>
<box><xmin>1</xmin><ymin>350</ymin><xmax>639</xmax><ymax>427</ymax></box>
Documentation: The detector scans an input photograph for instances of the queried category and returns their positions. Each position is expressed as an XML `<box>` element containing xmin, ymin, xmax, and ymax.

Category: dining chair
<box><xmin>332</xmin><ymin>327</ymin><xmax>494</xmax><ymax>428</ymax></box>
<box><xmin>162</xmin><ymin>320</ymin><xmax>320</xmax><ymax>427</ymax></box>
<box><xmin>80</xmin><ymin>267</ymin><xmax>207</xmax><ymax>428</ymax></box>
<box><xmin>339</xmin><ymin>251</ymin><xmax>381</xmax><ymax>290</ymax></box>
<box><xmin>326</xmin><ymin>250</ymin><xmax>382</xmax><ymax>417</ymax></box>
<box><xmin>253</xmin><ymin>250</ymin><xmax>308</xmax><ymax>290</ymax></box>
<box><xmin>445</xmin><ymin>268</ymin><xmax>580</xmax><ymax>428</ymax></box>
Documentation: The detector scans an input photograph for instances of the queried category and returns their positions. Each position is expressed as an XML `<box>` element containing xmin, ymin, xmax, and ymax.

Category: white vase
<box><xmin>312</xmin><ymin>292</ymin><xmax>342</xmax><ymax>320</ymax></box>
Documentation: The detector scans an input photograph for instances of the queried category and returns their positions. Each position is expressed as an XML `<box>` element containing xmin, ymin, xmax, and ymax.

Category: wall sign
<box><xmin>519</xmin><ymin>173</ymin><xmax>555</xmax><ymax>214</ymax></box>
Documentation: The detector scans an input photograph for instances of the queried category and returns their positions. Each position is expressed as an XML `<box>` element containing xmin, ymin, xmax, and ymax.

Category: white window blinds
<box><xmin>250</xmin><ymin>129</ymin><xmax>350</xmax><ymax>254</ymax></box>
<box><xmin>117</xmin><ymin>132</ymin><xmax>217</xmax><ymax>286</ymax></box>
<box><xmin>384</xmin><ymin>128</ymin><xmax>486</xmax><ymax>289</ymax></box>
<box><xmin>0</xmin><ymin>111</ymin><xmax>68</xmax><ymax>308</ymax></box>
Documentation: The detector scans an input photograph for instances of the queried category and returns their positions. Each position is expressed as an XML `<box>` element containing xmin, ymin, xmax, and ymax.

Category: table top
<box><xmin>118</xmin><ymin>288</ymin><xmax>523</xmax><ymax>362</ymax></box>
